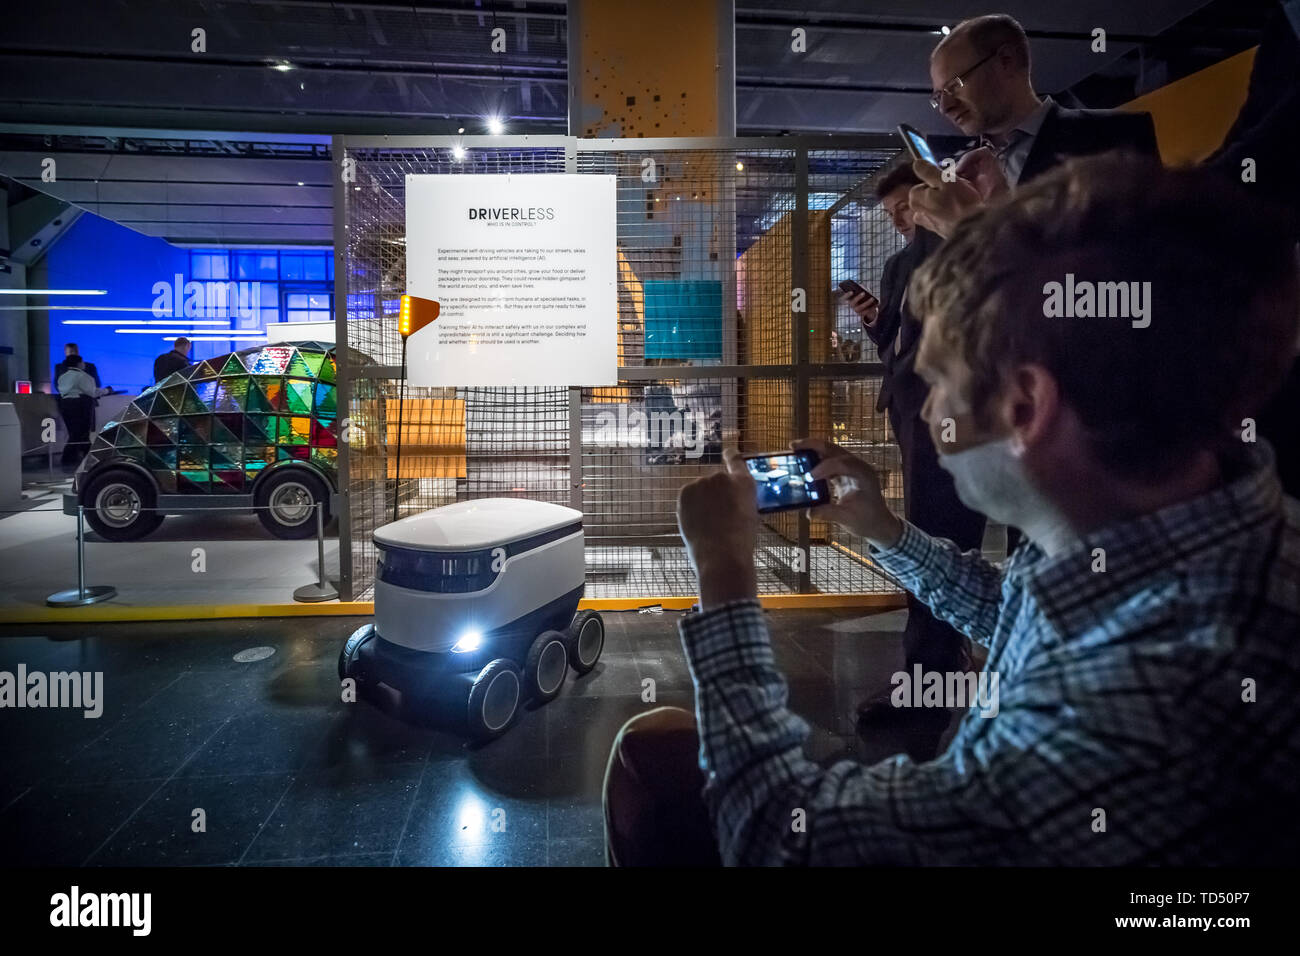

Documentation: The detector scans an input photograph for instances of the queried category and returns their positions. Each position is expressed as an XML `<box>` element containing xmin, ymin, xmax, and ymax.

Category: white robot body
<box><xmin>341</xmin><ymin>497</ymin><xmax>605</xmax><ymax>740</ymax></box>
<box><xmin>372</xmin><ymin>498</ymin><xmax>585</xmax><ymax>652</ymax></box>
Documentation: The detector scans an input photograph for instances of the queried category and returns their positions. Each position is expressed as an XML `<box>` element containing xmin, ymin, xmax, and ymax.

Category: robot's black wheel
<box><xmin>339</xmin><ymin>623</ymin><xmax>376</xmax><ymax>682</ymax></box>
<box><xmin>524</xmin><ymin>630</ymin><xmax>569</xmax><ymax>703</ymax></box>
<box><xmin>468</xmin><ymin>659</ymin><xmax>523</xmax><ymax>741</ymax></box>
<box><xmin>566</xmin><ymin>610</ymin><xmax>605</xmax><ymax>675</ymax></box>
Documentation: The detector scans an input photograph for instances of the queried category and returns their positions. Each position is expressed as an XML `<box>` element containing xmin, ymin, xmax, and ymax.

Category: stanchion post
<box><xmin>293</xmin><ymin>501</ymin><xmax>339</xmax><ymax>603</ymax></box>
<box><xmin>46</xmin><ymin>504</ymin><xmax>117</xmax><ymax>607</ymax></box>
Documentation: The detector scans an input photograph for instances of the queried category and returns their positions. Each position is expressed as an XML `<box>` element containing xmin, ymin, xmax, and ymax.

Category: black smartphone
<box><xmin>744</xmin><ymin>450</ymin><xmax>831</xmax><ymax>514</ymax></box>
<box><xmin>897</xmin><ymin>123</ymin><xmax>939</xmax><ymax>166</ymax></box>
<box><xmin>838</xmin><ymin>279</ymin><xmax>873</xmax><ymax>299</ymax></box>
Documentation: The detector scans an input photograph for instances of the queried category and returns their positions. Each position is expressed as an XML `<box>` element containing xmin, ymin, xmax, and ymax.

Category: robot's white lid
<box><xmin>374</xmin><ymin>497</ymin><xmax>583</xmax><ymax>551</ymax></box>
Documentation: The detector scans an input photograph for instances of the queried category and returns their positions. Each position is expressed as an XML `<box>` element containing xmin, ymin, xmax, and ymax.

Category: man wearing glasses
<box><xmin>914</xmin><ymin>14</ymin><xmax>1159</xmax><ymax>556</ymax></box>
<box><xmin>929</xmin><ymin>14</ymin><xmax>1157</xmax><ymax>191</ymax></box>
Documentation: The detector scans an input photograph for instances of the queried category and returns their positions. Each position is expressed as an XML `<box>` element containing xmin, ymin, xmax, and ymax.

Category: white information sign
<box><xmin>404</xmin><ymin>173</ymin><xmax>617</xmax><ymax>386</ymax></box>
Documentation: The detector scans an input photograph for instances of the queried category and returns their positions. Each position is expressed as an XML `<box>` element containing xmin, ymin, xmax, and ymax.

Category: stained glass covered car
<box><xmin>64</xmin><ymin>341</ymin><xmax>340</xmax><ymax>541</ymax></box>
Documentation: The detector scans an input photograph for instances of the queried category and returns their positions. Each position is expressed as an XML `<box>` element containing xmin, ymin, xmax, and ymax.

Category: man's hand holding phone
<box><xmin>676</xmin><ymin>448</ymin><xmax>759</xmax><ymax>610</ymax></box>
<box><xmin>908</xmin><ymin>147</ymin><xmax>1009</xmax><ymax>238</ymax></box>
<box><xmin>839</xmin><ymin>280</ymin><xmax>880</xmax><ymax>327</ymax></box>
<box><xmin>792</xmin><ymin>438</ymin><xmax>904</xmax><ymax>549</ymax></box>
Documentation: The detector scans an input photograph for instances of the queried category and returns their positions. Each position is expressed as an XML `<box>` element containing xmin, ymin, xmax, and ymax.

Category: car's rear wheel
<box><xmin>82</xmin><ymin>469</ymin><xmax>164</xmax><ymax>541</ymax></box>
<box><xmin>255</xmin><ymin>468</ymin><xmax>329</xmax><ymax>539</ymax></box>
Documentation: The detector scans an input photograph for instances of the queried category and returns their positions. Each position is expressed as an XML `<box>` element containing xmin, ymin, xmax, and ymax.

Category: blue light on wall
<box><xmin>46</xmin><ymin>213</ymin><xmax>332</xmax><ymax>395</ymax></box>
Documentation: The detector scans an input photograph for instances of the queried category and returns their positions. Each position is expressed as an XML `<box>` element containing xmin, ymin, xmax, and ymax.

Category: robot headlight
<box><xmin>451</xmin><ymin>630</ymin><xmax>483</xmax><ymax>654</ymax></box>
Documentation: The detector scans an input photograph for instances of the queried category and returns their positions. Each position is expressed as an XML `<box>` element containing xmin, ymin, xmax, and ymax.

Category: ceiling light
<box><xmin>60</xmin><ymin>318</ymin><xmax>230</xmax><ymax>324</ymax></box>
<box><xmin>115</xmin><ymin>328</ymin><xmax>256</xmax><ymax>334</ymax></box>
<box><xmin>940</xmin><ymin>25</ymin><xmax>951</xmax><ymax>35</ymax></box>
<box><xmin>452</xmin><ymin>144</ymin><xmax>466</xmax><ymax>161</ymax></box>
<box><xmin>486</xmin><ymin>116</ymin><xmax>504</xmax><ymax>135</ymax></box>
<box><xmin>0</xmin><ymin>289</ymin><xmax>106</xmax><ymax>295</ymax></box>
<box><xmin>736</xmin><ymin>162</ymin><xmax>744</xmax><ymax>171</ymax></box>
<box><xmin>273</xmin><ymin>60</ymin><xmax>294</xmax><ymax>71</ymax></box>
<box><xmin>164</xmin><ymin>335</ymin><xmax>269</xmax><ymax>342</ymax></box>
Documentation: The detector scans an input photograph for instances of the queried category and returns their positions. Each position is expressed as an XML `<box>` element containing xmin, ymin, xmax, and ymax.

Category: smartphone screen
<box><xmin>898</xmin><ymin>125</ymin><xmax>939</xmax><ymax>166</ymax></box>
<box><xmin>745</xmin><ymin>451</ymin><xmax>830</xmax><ymax>513</ymax></box>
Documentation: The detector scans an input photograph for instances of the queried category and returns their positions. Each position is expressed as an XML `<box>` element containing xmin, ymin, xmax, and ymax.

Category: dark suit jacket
<box><xmin>153</xmin><ymin>350</ymin><xmax>190</xmax><ymax>383</ymax></box>
<box><xmin>1016</xmin><ymin>102</ymin><xmax>1159</xmax><ymax>184</ymax></box>
<box><xmin>861</xmin><ymin>227</ymin><xmax>943</xmax><ymax>423</ymax></box>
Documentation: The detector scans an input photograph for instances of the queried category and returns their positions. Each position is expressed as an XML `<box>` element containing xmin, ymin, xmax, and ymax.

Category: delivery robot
<box><xmin>338</xmin><ymin>498</ymin><xmax>604</xmax><ymax>740</ymax></box>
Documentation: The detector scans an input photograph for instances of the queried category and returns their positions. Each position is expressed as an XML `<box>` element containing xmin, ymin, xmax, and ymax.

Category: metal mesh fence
<box><xmin>338</xmin><ymin>136</ymin><xmax>907</xmax><ymax>601</ymax></box>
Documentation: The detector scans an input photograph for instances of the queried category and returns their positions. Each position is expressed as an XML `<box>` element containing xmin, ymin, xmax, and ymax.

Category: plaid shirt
<box><xmin>679</xmin><ymin>444</ymin><xmax>1300</xmax><ymax>865</ymax></box>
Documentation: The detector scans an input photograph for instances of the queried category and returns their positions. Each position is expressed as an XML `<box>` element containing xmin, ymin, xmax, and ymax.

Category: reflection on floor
<box><xmin>0</xmin><ymin>607</ymin><xmax>956</xmax><ymax>866</ymax></box>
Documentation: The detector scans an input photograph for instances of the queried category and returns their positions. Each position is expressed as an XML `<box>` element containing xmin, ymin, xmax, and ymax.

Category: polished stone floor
<box><xmin>0</xmin><ymin>607</ymin><xmax>954</xmax><ymax>866</ymax></box>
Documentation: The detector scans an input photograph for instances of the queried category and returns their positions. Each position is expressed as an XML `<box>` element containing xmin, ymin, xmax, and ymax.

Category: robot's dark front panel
<box><xmin>369</xmin><ymin>582</ymin><xmax>585</xmax><ymax>680</ymax></box>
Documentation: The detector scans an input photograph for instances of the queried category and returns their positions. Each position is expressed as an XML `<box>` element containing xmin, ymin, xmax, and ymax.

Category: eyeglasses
<box><xmin>930</xmin><ymin>48</ymin><xmax>1000</xmax><ymax>110</ymax></box>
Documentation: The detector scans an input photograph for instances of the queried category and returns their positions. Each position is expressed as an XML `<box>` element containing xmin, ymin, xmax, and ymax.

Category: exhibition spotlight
<box><xmin>487</xmin><ymin>116</ymin><xmax>504</xmax><ymax>135</ymax></box>
<box><xmin>393</xmin><ymin>294</ymin><xmax>440</xmax><ymax>523</ymax></box>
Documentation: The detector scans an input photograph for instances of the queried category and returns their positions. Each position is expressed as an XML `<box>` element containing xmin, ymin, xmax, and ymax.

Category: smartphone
<box><xmin>838</xmin><ymin>279</ymin><xmax>872</xmax><ymax>299</ymax></box>
<box><xmin>744</xmin><ymin>450</ymin><xmax>831</xmax><ymax>514</ymax></box>
<box><xmin>897</xmin><ymin>123</ymin><xmax>939</xmax><ymax>166</ymax></box>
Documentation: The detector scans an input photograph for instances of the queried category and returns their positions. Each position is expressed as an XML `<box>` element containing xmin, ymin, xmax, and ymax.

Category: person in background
<box><xmin>910</xmin><ymin>12</ymin><xmax>1161</xmax><ymax>554</ymax></box>
<box><xmin>928</xmin><ymin>13</ymin><xmax>1156</xmax><ymax>193</ymax></box>
<box><xmin>911</xmin><ymin>13</ymin><xmax>1158</xmax><ymax>242</ymax></box>
<box><xmin>153</xmin><ymin>337</ymin><xmax>192</xmax><ymax>383</ymax></box>
<box><xmin>55</xmin><ymin>342</ymin><xmax>104</xmax><ymax>429</ymax></box>
<box><xmin>844</xmin><ymin>161</ymin><xmax>984</xmax><ymax>758</ymax></box>
<box><xmin>54</xmin><ymin>343</ymin><xmax>100</xmax><ymax>391</ymax></box>
<box><xmin>828</xmin><ymin>330</ymin><xmax>860</xmax><ymax>362</ymax></box>
<box><xmin>604</xmin><ymin>155</ymin><xmax>1300</xmax><ymax>866</ymax></box>
<box><xmin>57</xmin><ymin>356</ymin><xmax>111</xmax><ymax>468</ymax></box>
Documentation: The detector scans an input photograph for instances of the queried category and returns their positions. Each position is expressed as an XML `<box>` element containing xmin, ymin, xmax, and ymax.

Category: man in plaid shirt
<box><xmin>603</xmin><ymin>155</ymin><xmax>1300</xmax><ymax>866</ymax></box>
